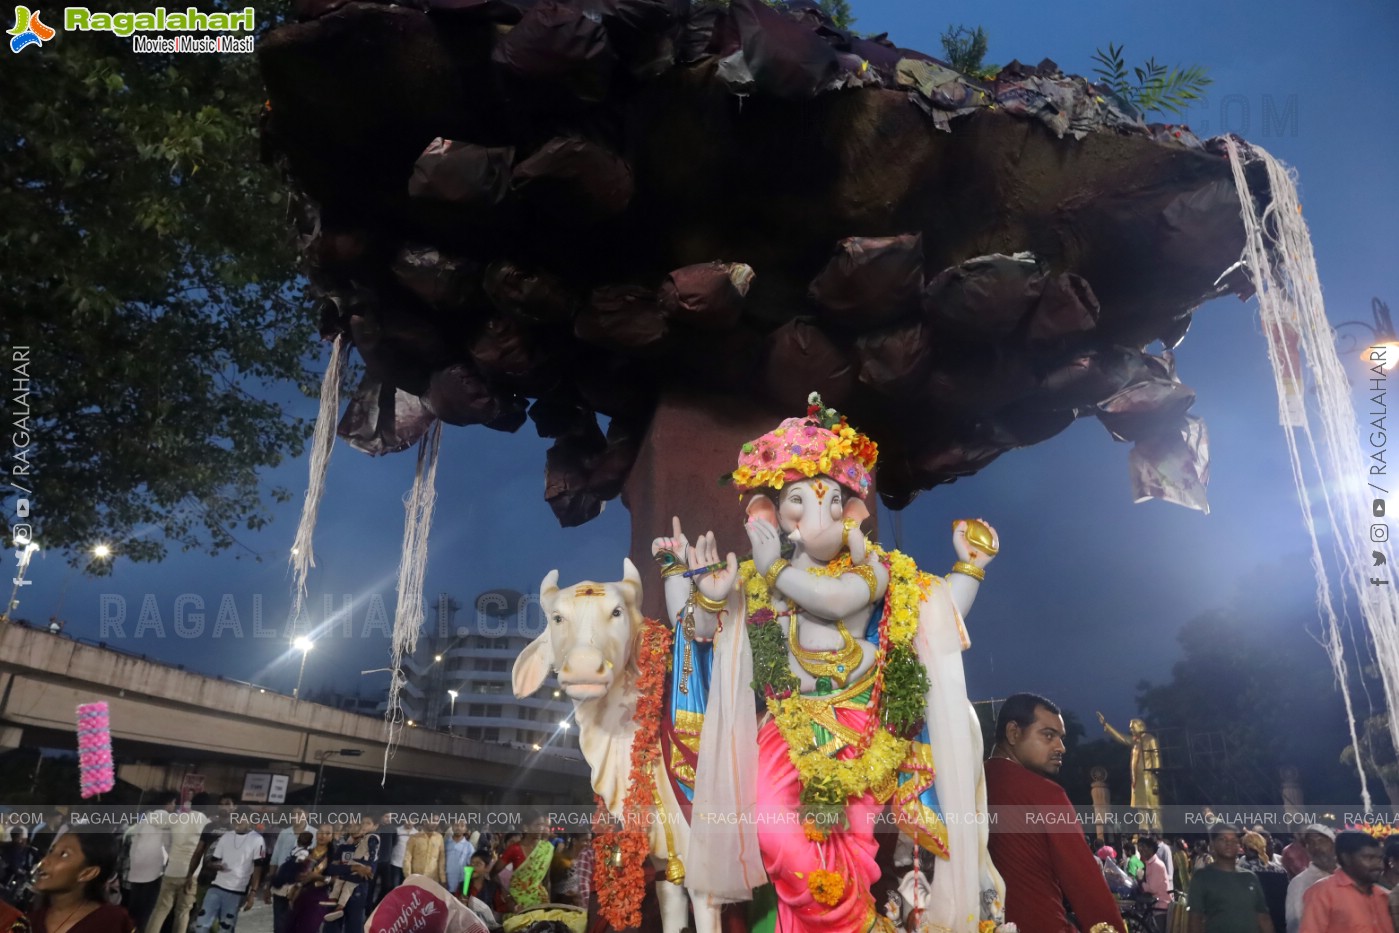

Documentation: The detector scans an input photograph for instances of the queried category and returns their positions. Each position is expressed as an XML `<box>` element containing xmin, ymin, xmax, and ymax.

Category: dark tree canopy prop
<box><xmin>260</xmin><ymin>0</ymin><xmax>1266</xmax><ymax>525</ymax></box>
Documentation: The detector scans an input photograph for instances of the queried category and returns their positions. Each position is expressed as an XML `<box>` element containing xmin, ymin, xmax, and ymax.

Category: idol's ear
<box><xmin>745</xmin><ymin>493</ymin><xmax>778</xmax><ymax>529</ymax></box>
<box><xmin>843</xmin><ymin>497</ymin><xmax>870</xmax><ymax>525</ymax></box>
<box><xmin>513</xmin><ymin>631</ymin><xmax>555</xmax><ymax>698</ymax></box>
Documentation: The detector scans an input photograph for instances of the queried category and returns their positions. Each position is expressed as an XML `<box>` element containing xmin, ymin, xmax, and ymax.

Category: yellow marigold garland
<box><xmin>745</xmin><ymin>543</ymin><xmax>934</xmax><ymax>816</ymax></box>
<box><xmin>593</xmin><ymin>617</ymin><xmax>672</xmax><ymax>929</ymax></box>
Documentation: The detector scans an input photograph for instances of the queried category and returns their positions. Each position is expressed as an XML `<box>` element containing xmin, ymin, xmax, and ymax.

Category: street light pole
<box><xmin>313</xmin><ymin>748</ymin><xmax>363</xmax><ymax>806</ymax></box>
<box><xmin>293</xmin><ymin>636</ymin><xmax>314</xmax><ymax>700</ymax></box>
<box><xmin>447</xmin><ymin>689</ymin><xmax>458</xmax><ymax>734</ymax></box>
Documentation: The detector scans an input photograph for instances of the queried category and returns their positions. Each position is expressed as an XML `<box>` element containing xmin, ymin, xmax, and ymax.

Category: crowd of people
<box><xmin>985</xmin><ymin>692</ymin><xmax>1395</xmax><ymax>933</ymax></box>
<box><xmin>1</xmin><ymin>703</ymin><xmax>1396</xmax><ymax>933</ymax></box>
<box><xmin>0</xmin><ymin>800</ymin><xmax>597</xmax><ymax>933</ymax></box>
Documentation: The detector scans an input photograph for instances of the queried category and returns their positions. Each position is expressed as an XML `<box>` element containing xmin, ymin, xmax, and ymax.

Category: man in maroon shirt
<box><xmin>986</xmin><ymin>693</ymin><xmax>1126</xmax><ymax>933</ymax></box>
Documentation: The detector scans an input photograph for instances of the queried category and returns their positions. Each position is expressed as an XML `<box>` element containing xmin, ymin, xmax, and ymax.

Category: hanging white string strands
<box><xmin>289</xmin><ymin>334</ymin><xmax>348</xmax><ymax>625</ymax></box>
<box><xmin>383</xmin><ymin>419</ymin><xmax>444</xmax><ymax>781</ymax></box>
<box><xmin>1225</xmin><ymin>137</ymin><xmax>1398</xmax><ymax>809</ymax></box>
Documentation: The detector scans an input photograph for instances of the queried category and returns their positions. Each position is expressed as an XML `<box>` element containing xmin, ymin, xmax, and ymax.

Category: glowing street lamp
<box><xmin>293</xmin><ymin>636</ymin><xmax>314</xmax><ymax>700</ymax></box>
<box><xmin>447</xmin><ymin>689</ymin><xmax>459</xmax><ymax>732</ymax></box>
<box><xmin>1336</xmin><ymin>297</ymin><xmax>1399</xmax><ymax>371</ymax></box>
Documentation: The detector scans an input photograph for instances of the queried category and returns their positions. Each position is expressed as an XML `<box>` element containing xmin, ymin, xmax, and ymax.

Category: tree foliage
<box><xmin>1136</xmin><ymin>610</ymin><xmax>1360</xmax><ymax>805</ymax></box>
<box><xmin>816</xmin><ymin>0</ymin><xmax>854</xmax><ymax>31</ymax></box>
<box><xmin>0</xmin><ymin>0</ymin><xmax>317</xmax><ymax>567</ymax></box>
<box><xmin>940</xmin><ymin>25</ymin><xmax>997</xmax><ymax>80</ymax></box>
<box><xmin>1341</xmin><ymin>710</ymin><xmax>1399</xmax><ymax>792</ymax></box>
<box><xmin>1090</xmin><ymin>43</ymin><xmax>1212</xmax><ymax>118</ymax></box>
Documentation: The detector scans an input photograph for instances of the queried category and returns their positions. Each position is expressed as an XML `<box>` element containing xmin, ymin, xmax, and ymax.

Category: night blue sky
<box><xmin>19</xmin><ymin>0</ymin><xmax>1399</xmax><ymax>729</ymax></box>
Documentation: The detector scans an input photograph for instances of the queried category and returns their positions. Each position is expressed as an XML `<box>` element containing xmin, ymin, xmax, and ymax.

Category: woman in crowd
<box><xmin>501</xmin><ymin>818</ymin><xmax>554</xmax><ymax>913</ymax></box>
<box><xmin>27</xmin><ymin>834</ymin><xmax>135</xmax><ymax>933</ymax></box>
<box><xmin>285</xmin><ymin>825</ymin><xmax>337</xmax><ymax>933</ymax></box>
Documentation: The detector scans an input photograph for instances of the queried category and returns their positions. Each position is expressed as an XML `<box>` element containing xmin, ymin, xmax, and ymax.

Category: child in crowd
<box><xmin>270</xmin><ymin>832</ymin><xmax>314</xmax><ymax>906</ymax></box>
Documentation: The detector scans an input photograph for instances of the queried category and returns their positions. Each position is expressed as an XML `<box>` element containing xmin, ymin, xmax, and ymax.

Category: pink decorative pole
<box><xmin>76</xmin><ymin>702</ymin><xmax>115</xmax><ymax>799</ymax></box>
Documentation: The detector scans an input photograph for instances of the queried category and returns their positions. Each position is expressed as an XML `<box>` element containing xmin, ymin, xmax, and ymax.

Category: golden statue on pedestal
<box><xmin>1097</xmin><ymin>713</ymin><xmax>1162</xmax><ymax>828</ymax></box>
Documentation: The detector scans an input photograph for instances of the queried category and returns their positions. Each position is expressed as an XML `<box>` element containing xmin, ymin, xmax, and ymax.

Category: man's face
<box><xmin>1210</xmin><ymin>830</ymin><xmax>1242</xmax><ymax>860</ymax></box>
<box><xmin>1342</xmin><ymin>844</ymin><xmax>1384</xmax><ymax>885</ymax></box>
<box><xmin>1007</xmin><ymin>706</ymin><xmax>1066</xmax><ymax>775</ymax></box>
<box><xmin>1303</xmin><ymin>832</ymin><xmax>1336</xmax><ymax>868</ymax></box>
<box><xmin>1298</xmin><ymin>833</ymin><xmax>1331</xmax><ymax>861</ymax></box>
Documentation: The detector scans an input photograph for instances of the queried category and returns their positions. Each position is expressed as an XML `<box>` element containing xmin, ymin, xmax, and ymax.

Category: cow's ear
<box><xmin>513</xmin><ymin>632</ymin><xmax>555</xmax><ymax>698</ymax></box>
<box><xmin>540</xmin><ymin>569</ymin><xmax>560</xmax><ymax>613</ymax></box>
<box><xmin>619</xmin><ymin>558</ymin><xmax>642</xmax><ymax>617</ymax></box>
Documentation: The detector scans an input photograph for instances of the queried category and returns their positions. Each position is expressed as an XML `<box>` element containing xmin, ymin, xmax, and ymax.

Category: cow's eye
<box><xmin>551</xmin><ymin>614</ymin><xmax>562</xmax><ymax>625</ymax></box>
<box><xmin>611</xmin><ymin>607</ymin><xmax>622</xmax><ymax>618</ymax></box>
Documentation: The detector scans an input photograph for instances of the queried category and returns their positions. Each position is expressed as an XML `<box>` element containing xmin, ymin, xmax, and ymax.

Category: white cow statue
<box><xmin>511</xmin><ymin>559</ymin><xmax>722</xmax><ymax>933</ymax></box>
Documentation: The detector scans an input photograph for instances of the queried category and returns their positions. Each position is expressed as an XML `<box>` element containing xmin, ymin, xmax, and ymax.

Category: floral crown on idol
<box><xmin>729</xmin><ymin>392</ymin><xmax>878</xmax><ymax>499</ymax></box>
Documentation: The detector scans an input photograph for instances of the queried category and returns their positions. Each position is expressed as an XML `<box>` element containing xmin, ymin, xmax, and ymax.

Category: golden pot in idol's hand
<box><xmin>954</xmin><ymin>518</ymin><xmax>999</xmax><ymax>557</ymax></box>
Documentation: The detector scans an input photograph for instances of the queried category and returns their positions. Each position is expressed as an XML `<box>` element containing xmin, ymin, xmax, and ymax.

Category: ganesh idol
<box><xmin>651</xmin><ymin>394</ymin><xmax>1006</xmax><ymax>933</ymax></box>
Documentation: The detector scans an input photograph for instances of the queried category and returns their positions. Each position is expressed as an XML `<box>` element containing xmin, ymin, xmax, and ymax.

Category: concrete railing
<box><xmin>0</xmin><ymin>623</ymin><xmax>589</xmax><ymax>792</ymax></box>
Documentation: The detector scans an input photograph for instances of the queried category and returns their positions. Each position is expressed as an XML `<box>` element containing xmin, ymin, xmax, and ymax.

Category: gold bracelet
<box><xmin>764</xmin><ymin>558</ymin><xmax>790</xmax><ymax>592</ymax></box>
<box><xmin>848</xmin><ymin>564</ymin><xmax>879</xmax><ymax>602</ymax></box>
<box><xmin>951</xmin><ymin>560</ymin><xmax>985</xmax><ymax>582</ymax></box>
<box><xmin>841</xmin><ymin>519</ymin><xmax>857</xmax><ymax>550</ymax></box>
<box><xmin>693</xmin><ymin>589</ymin><xmax>728</xmax><ymax>613</ymax></box>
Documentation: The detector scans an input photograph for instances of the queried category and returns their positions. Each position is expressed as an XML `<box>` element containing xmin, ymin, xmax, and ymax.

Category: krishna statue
<box><xmin>650</xmin><ymin>394</ymin><xmax>1006</xmax><ymax>933</ymax></box>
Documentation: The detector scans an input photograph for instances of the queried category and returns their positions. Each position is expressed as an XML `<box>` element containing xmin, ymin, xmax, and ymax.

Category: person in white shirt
<box><xmin>1285</xmin><ymin>824</ymin><xmax>1336</xmax><ymax>933</ymax></box>
<box><xmin>145</xmin><ymin>791</ymin><xmax>209</xmax><ymax>933</ymax></box>
<box><xmin>386</xmin><ymin>821</ymin><xmax>411</xmax><ymax>893</ymax></box>
<box><xmin>443</xmin><ymin>822</ymin><xmax>475</xmax><ymax>896</ymax></box>
<box><xmin>193</xmin><ymin>809</ymin><xmax>266</xmax><ymax>933</ymax></box>
<box><xmin>267</xmin><ymin>809</ymin><xmax>308</xmax><ymax>933</ymax></box>
<box><xmin>1157</xmin><ymin>838</ymin><xmax>1175</xmax><ymax>891</ymax></box>
<box><xmin>124</xmin><ymin>797</ymin><xmax>173</xmax><ymax>930</ymax></box>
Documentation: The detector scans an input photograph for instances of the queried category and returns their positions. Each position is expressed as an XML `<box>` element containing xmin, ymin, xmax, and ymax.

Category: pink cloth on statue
<box><xmin>755</xmin><ymin>711</ymin><xmax>882</xmax><ymax>933</ymax></box>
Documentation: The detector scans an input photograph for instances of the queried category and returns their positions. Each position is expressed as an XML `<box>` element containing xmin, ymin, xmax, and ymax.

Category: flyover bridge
<box><xmin>0</xmin><ymin>624</ymin><xmax>589</xmax><ymax>802</ymax></box>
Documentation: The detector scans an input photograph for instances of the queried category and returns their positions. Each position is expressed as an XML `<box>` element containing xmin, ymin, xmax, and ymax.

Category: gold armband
<box><xmin>847</xmin><ymin>564</ymin><xmax>879</xmax><ymax>602</ymax></box>
<box><xmin>951</xmin><ymin>560</ymin><xmax>985</xmax><ymax>582</ymax></box>
<box><xmin>693</xmin><ymin>589</ymin><xmax>728</xmax><ymax>614</ymax></box>
<box><xmin>764</xmin><ymin>558</ymin><xmax>790</xmax><ymax>592</ymax></box>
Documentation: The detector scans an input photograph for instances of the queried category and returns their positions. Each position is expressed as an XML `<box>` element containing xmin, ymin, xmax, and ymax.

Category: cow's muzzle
<box><xmin>558</xmin><ymin>646</ymin><xmax>614</xmax><ymax>698</ymax></box>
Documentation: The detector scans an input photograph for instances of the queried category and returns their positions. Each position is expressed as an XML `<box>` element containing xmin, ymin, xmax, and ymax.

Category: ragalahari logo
<box><xmin>9</xmin><ymin>5</ymin><xmax>54</xmax><ymax>52</ymax></box>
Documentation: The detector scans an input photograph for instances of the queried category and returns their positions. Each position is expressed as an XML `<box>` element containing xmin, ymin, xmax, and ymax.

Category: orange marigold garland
<box><xmin>807</xmin><ymin>869</ymin><xmax>846</xmax><ymax>907</ymax></box>
<box><xmin>593</xmin><ymin>617</ymin><xmax>673</xmax><ymax>929</ymax></box>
